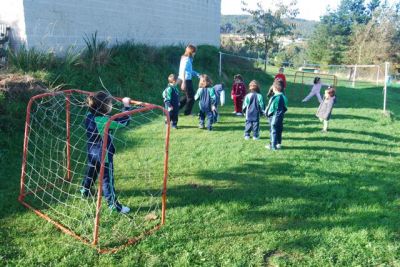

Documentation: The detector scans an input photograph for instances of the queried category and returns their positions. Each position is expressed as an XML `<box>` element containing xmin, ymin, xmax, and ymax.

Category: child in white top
<box><xmin>302</xmin><ymin>77</ymin><xmax>329</xmax><ymax>104</ymax></box>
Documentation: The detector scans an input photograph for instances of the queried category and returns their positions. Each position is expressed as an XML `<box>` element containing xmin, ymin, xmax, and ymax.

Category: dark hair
<box><xmin>327</xmin><ymin>87</ymin><xmax>336</xmax><ymax>97</ymax></box>
<box><xmin>314</xmin><ymin>77</ymin><xmax>321</xmax><ymax>84</ymax></box>
<box><xmin>183</xmin><ymin>45</ymin><xmax>197</xmax><ymax>57</ymax></box>
<box><xmin>87</xmin><ymin>91</ymin><xmax>112</xmax><ymax>115</ymax></box>
<box><xmin>234</xmin><ymin>74</ymin><xmax>243</xmax><ymax>82</ymax></box>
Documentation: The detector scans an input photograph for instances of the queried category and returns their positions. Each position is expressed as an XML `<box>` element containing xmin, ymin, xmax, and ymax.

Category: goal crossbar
<box><xmin>294</xmin><ymin>71</ymin><xmax>338</xmax><ymax>87</ymax></box>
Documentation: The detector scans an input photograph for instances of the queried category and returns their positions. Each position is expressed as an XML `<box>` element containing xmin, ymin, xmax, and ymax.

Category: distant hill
<box><xmin>221</xmin><ymin>15</ymin><xmax>318</xmax><ymax>39</ymax></box>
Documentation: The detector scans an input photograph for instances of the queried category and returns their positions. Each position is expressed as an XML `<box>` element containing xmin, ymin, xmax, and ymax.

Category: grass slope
<box><xmin>1</xmin><ymin>45</ymin><xmax>400</xmax><ymax>266</ymax></box>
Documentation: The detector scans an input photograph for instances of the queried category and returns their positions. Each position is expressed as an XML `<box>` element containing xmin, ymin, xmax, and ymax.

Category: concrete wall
<box><xmin>0</xmin><ymin>0</ymin><xmax>221</xmax><ymax>52</ymax></box>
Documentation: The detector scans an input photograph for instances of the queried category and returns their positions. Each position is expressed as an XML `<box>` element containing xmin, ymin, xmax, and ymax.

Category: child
<box><xmin>267</xmin><ymin>78</ymin><xmax>284</xmax><ymax>99</ymax></box>
<box><xmin>302</xmin><ymin>77</ymin><xmax>328</xmax><ymax>103</ymax></box>
<box><xmin>194</xmin><ymin>74</ymin><xmax>216</xmax><ymax>131</ymax></box>
<box><xmin>316</xmin><ymin>87</ymin><xmax>336</xmax><ymax>132</ymax></box>
<box><xmin>81</xmin><ymin>91</ymin><xmax>131</xmax><ymax>214</ymax></box>
<box><xmin>231</xmin><ymin>74</ymin><xmax>247</xmax><ymax>116</ymax></box>
<box><xmin>212</xmin><ymin>83</ymin><xmax>226</xmax><ymax>123</ymax></box>
<box><xmin>274</xmin><ymin>67</ymin><xmax>287</xmax><ymax>91</ymax></box>
<box><xmin>242</xmin><ymin>80</ymin><xmax>265</xmax><ymax>140</ymax></box>
<box><xmin>162</xmin><ymin>74</ymin><xmax>180</xmax><ymax>129</ymax></box>
<box><xmin>265</xmin><ymin>82</ymin><xmax>288</xmax><ymax>150</ymax></box>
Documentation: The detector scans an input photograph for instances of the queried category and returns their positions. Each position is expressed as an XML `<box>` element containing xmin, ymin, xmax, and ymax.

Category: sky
<box><xmin>221</xmin><ymin>0</ymin><xmax>396</xmax><ymax>21</ymax></box>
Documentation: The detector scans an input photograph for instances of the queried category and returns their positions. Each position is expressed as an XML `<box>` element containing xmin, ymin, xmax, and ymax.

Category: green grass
<box><xmin>1</xmin><ymin>44</ymin><xmax>400</xmax><ymax>266</ymax></box>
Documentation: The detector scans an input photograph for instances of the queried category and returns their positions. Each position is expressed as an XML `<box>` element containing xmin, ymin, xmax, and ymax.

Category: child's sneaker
<box><xmin>120</xmin><ymin>206</ymin><xmax>130</xmax><ymax>214</ymax></box>
<box><xmin>236</xmin><ymin>112</ymin><xmax>242</xmax><ymax>116</ymax></box>
<box><xmin>110</xmin><ymin>202</ymin><xmax>130</xmax><ymax>214</ymax></box>
<box><xmin>265</xmin><ymin>144</ymin><xmax>277</xmax><ymax>150</ymax></box>
<box><xmin>253</xmin><ymin>136</ymin><xmax>260</xmax><ymax>140</ymax></box>
<box><xmin>276</xmin><ymin>144</ymin><xmax>282</xmax><ymax>149</ymax></box>
<box><xmin>244</xmin><ymin>136</ymin><xmax>250</xmax><ymax>140</ymax></box>
<box><xmin>80</xmin><ymin>187</ymin><xmax>94</xmax><ymax>198</ymax></box>
<box><xmin>172</xmin><ymin>125</ymin><xmax>178</xmax><ymax>129</ymax></box>
<box><xmin>199</xmin><ymin>124</ymin><xmax>205</xmax><ymax>129</ymax></box>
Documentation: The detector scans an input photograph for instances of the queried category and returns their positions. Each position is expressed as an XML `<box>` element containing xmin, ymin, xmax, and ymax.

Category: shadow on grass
<box><xmin>163</xmin><ymin>158</ymin><xmax>400</xmax><ymax>240</ymax></box>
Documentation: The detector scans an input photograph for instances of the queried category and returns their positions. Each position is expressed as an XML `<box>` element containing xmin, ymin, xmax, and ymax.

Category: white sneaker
<box><xmin>276</xmin><ymin>144</ymin><xmax>282</xmax><ymax>149</ymax></box>
<box><xmin>253</xmin><ymin>136</ymin><xmax>260</xmax><ymax>140</ymax></box>
<box><xmin>236</xmin><ymin>112</ymin><xmax>242</xmax><ymax>116</ymax></box>
<box><xmin>120</xmin><ymin>206</ymin><xmax>130</xmax><ymax>214</ymax></box>
<box><xmin>244</xmin><ymin>136</ymin><xmax>250</xmax><ymax>140</ymax></box>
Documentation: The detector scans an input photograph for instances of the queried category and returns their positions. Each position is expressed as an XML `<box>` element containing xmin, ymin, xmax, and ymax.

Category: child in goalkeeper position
<box><xmin>81</xmin><ymin>91</ymin><xmax>131</xmax><ymax>214</ymax></box>
<box><xmin>302</xmin><ymin>77</ymin><xmax>329</xmax><ymax>104</ymax></box>
<box><xmin>194</xmin><ymin>74</ymin><xmax>216</xmax><ymax>131</ymax></box>
<box><xmin>163</xmin><ymin>74</ymin><xmax>180</xmax><ymax>129</ymax></box>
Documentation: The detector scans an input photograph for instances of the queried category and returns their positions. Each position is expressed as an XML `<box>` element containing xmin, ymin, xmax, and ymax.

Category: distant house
<box><xmin>0</xmin><ymin>0</ymin><xmax>221</xmax><ymax>52</ymax></box>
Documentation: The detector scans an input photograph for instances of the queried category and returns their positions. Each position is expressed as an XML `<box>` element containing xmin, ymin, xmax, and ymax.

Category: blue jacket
<box><xmin>194</xmin><ymin>87</ymin><xmax>216</xmax><ymax>112</ymax></box>
<box><xmin>266</xmin><ymin>93</ymin><xmax>288</xmax><ymax>118</ymax></box>
<box><xmin>243</xmin><ymin>93</ymin><xmax>265</xmax><ymax>121</ymax></box>
<box><xmin>85</xmin><ymin>107</ymin><xmax>130</xmax><ymax>163</ymax></box>
<box><xmin>162</xmin><ymin>84</ymin><xmax>180</xmax><ymax>111</ymax></box>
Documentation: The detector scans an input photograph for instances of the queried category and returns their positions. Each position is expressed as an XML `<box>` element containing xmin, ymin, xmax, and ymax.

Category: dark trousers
<box><xmin>199</xmin><ymin>110</ymin><xmax>214</xmax><ymax>130</ymax></box>
<box><xmin>212</xmin><ymin>110</ymin><xmax>219</xmax><ymax>123</ymax></box>
<box><xmin>179</xmin><ymin>80</ymin><xmax>194</xmax><ymax>115</ymax></box>
<box><xmin>269</xmin><ymin>116</ymin><xmax>284</xmax><ymax>148</ymax></box>
<box><xmin>165</xmin><ymin>105</ymin><xmax>179</xmax><ymax>127</ymax></box>
<box><xmin>81</xmin><ymin>155</ymin><xmax>121</xmax><ymax>209</ymax></box>
<box><xmin>244</xmin><ymin>120</ymin><xmax>260</xmax><ymax>138</ymax></box>
<box><xmin>169</xmin><ymin>110</ymin><xmax>178</xmax><ymax>127</ymax></box>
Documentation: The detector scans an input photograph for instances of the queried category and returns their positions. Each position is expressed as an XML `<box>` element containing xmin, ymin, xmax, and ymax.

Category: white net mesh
<box><xmin>20</xmin><ymin>90</ymin><xmax>168</xmax><ymax>251</ymax></box>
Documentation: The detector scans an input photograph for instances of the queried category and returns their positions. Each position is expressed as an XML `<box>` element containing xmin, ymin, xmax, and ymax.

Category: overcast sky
<box><xmin>221</xmin><ymin>0</ymin><xmax>396</xmax><ymax>21</ymax></box>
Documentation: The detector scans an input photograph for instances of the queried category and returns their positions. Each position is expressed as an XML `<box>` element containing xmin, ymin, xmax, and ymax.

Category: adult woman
<box><xmin>178</xmin><ymin>44</ymin><xmax>200</xmax><ymax>115</ymax></box>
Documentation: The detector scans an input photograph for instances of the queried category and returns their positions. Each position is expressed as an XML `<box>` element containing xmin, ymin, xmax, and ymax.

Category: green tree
<box><xmin>306</xmin><ymin>0</ymin><xmax>381</xmax><ymax>65</ymax></box>
<box><xmin>240</xmin><ymin>0</ymin><xmax>299</xmax><ymax>71</ymax></box>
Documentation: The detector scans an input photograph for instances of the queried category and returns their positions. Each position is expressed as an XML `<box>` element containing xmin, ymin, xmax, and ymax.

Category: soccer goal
<box><xmin>18</xmin><ymin>89</ymin><xmax>170</xmax><ymax>253</ymax></box>
<box><xmin>294</xmin><ymin>71</ymin><xmax>338</xmax><ymax>87</ymax></box>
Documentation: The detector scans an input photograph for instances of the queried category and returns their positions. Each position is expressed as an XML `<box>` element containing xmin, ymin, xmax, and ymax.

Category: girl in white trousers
<box><xmin>302</xmin><ymin>77</ymin><xmax>329</xmax><ymax>104</ymax></box>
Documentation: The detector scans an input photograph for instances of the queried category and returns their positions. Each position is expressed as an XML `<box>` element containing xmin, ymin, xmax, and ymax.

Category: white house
<box><xmin>0</xmin><ymin>0</ymin><xmax>221</xmax><ymax>52</ymax></box>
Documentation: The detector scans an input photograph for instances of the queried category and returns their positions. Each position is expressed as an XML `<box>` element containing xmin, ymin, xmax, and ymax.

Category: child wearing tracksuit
<box><xmin>266</xmin><ymin>82</ymin><xmax>288</xmax><ymax>150</ymax></box>
<box><xmin>242</xmin><ymin>80</ymin><xmax>265</xmax><ymax>140</ymax></box>
<box><xmin>162</xmin><ymin>74</ymin><xmax>180</xmax><ymax>129</ymax></box>
<box><xmin>81</xmin><ymin>91</ymin><xmax>131</xmax><ymax>214</ymax></box>
<box><xmin>231</xmin><ymin>74</ymin><xmax>247</xmax><ymax>115</ymax></box>
<box><xmin>316</xmin><ymin>87</ymin><xmax>336</xmax><ymax>132</ymax></box>
<box><xmin>212</xmin><ymin>83</ymin><xmax>225</xmax><ymax>123</ymax></box>
<box><xmin>195</xmin><ymin>74</ymin><xmax>217</xmax><ymax>131</ymax></box>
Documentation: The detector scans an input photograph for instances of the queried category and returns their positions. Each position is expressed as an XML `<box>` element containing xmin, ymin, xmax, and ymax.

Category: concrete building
<box><xmin>0</xmin><ymin>0</ymin><xmax>221</xmax><ymax>52</ymax></box>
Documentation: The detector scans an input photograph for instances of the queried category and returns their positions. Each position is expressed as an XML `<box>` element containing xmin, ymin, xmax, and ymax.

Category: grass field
<box><xmin>1</xmin><ymin>44</ymin><xmax>400</xmax><ymax>265</ymax></box>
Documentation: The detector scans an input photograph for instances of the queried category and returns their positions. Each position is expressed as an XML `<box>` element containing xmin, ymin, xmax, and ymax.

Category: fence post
<box><xmin>352</xmin><ymin>65</ymin><xmax>357</xmax><ymax>87</ymax></box>
<box><xmin>219</xmin><ymin>52</ymin><xmax>222</xmax><ymax>79</ymax></box>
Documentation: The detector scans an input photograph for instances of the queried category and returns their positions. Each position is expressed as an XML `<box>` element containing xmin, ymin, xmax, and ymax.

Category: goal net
<box><xmin>18</xmin><ymin>89</ymin><xmax>170</xmax><ymax>253</ymax></box>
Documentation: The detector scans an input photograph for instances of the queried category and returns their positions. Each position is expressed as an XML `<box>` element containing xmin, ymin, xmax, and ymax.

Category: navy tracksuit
<box><xmin>195</xmin><ymin>87</ymin><xmax>216</xmax><ymax>130</ymax></box>
<box><xmin>243</xmin><ymin>93</ymin><xmax>265</xmax><ymax>138</ymax></box>
<box><xmin>266</xmin><ymin>93</ymin><xmax>288</xmax><ymax>149</ymax></box>
<box><xmin>163</xmin><ymin>84</ymin><xmax>180</xmax><ymax>127</ymax></box>
<box><xmin>81</xmin><ymin>108</ymin><xmax>130</xmax><ymax>212</ymax></box>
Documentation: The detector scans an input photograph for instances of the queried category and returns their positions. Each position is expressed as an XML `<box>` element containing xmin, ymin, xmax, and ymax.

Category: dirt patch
<box><xmin>263</xmin><ymin>250</ymin><xmax>286</xmax><ymax>266</ymax></box>
<box><xmin>0</xmin><ymin>73</ymin><xmax>48</xmax><ymax>99</ymax></box>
